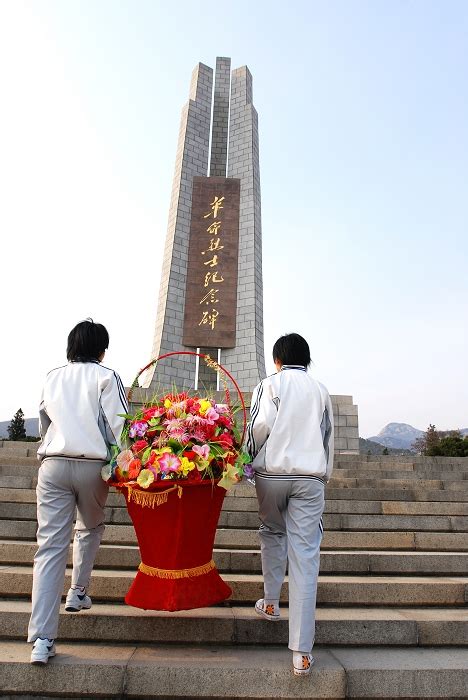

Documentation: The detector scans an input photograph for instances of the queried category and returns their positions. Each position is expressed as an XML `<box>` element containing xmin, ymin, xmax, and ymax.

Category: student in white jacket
<box><xmin>28</xmin><ymin>319</ymin><xmax>128</xmax><ymax>665</ymax></box>
<box><xmin>247</xmin><ymin>333</ymin><xmax>334</xmax><ymax>676</ymax></box>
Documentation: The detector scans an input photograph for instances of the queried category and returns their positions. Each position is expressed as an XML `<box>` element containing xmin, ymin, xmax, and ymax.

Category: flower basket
<box><xmin>102</xmin><ymin>351</ymin><xmax>250</xmax><ymax>611</ymax></box>
<box><xmin>118</xmin><ymin>479</ymin><xmax>231</xmax><ymax>611</ymax></box>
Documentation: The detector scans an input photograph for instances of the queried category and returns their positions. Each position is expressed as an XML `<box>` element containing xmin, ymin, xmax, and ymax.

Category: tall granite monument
<box><xmin>142</xmin><ymin>56</ymin><xmax>359</xmax><ymax>452</ymax></box>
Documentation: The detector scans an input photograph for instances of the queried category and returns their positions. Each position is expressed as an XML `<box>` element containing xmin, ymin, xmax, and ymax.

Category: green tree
<box><xmin>412</xmin><ymin>425</ymin><xmax>468</xmax><ymax>457</ymax></box>
<box><xmin>382</xmin><ymin>447</ymin><xmax>389</xmax><ymax>455</ymax></box>
<box><xmin>427</xmin><ymin>431</ymin><xmax>468</xmax><ymax>457</ymax></box>
<box><xmin>412</xmin><ymin>424</ymin><xmax>439</xmax><ymax>454</ymax></box>
<box><xmin>7</xmin><ymin>408</ymin><xmax>26</xmax><ymax>441</ymax></box>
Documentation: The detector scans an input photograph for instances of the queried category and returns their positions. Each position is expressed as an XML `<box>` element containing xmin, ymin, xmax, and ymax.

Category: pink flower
<box><xmin>116</xmin><ymin>450</ymin><xmax>133</xmax><ymax>470</ymax></box>
<box><xmin>166</xmin><ymin>400</ymin><xmax>188</xmax><ymax>418</ymax></box>
<box><xmin>164</xmin><ymin>418</ymin><xmax>184</xmax><ymax>432</ymax></box>
<box><xmin>129</xmin><ymin>421</ymin><xmax>148</xmax><ymax>438</ymax></box>
<box><xmin>205</xmin><ymin>407</ymin><xmax>220</xmax><ymax>424</ymax></box>
<box><xmin>192</xmin><ymin>444</ymin><xmax>210</xmax><ymax>460</ymax></box>
<box><xmin>191</xmin><ymin>428</ymin><xmax>208</xmax><ymax>443</ymax></box>
<box><xmin>158</xmin><ymin>452</ymin><xmax>181</xmax><ymax>474</ymax></box>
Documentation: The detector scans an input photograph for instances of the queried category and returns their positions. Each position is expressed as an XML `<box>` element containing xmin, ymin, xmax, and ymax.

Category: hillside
<box><xmin>368</xmin><ymin>423</ymin><xmax>423</xmax><ymax>451</ymax></box>
<box><xmin>359</xmin><ymin>437</ymin><xmax>413</xmax><ymax>456</ymax></box>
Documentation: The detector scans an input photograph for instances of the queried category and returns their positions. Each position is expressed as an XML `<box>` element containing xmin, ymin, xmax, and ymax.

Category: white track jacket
<box><xmin>37</xmin><ymin>361</ymin><xmax>128</xmax><ymax>462</ymax></box>
<box><xmin>247</xmin><ymin>365</ymin><xmax>334</xmax><ymax>482</ymax></box>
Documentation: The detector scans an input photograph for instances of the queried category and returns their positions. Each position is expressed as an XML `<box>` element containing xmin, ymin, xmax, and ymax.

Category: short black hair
<box><xmin>272</xmin><ymin>333</ymin><xmax>311</xmax><ymax>367</ymax></box>
<box><xmin>67</xmin><ymin>319</ymin><xmax>109</xmax><ymax>362</ymax></box>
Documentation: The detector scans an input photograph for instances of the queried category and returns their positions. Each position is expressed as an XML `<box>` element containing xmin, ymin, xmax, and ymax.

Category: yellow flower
<box><xmin>218</xmin><ymin>464</ymin><xmax>240</xmax><ymax>491</ymax></box>
<box><xmin>164</xmin><ymin>398</ymin><xmax>172</xmax><ymax>409</ymax></box>
<box><xmin>137</xmin><ymin>469</ymin><xmax>155</xmax><ymax>489</ymax></box>
<box><xmin>154</xmin><ymin>447</ymin><xmax>171</xmax><ymax>455</ymax></box>
<box><xmin>199</xmin><ymin>399</ymin><xmax>212</xmax><ymax>415</ymax></box>
<box><xmin>180</xmin><ymin>457</ymin><xmax>195</xmax><ymax>477</ymax></box>
<box><xmin>196</xmin><ymin>458</ymin><xmax>210</xmax><ymax>472</ymax></box>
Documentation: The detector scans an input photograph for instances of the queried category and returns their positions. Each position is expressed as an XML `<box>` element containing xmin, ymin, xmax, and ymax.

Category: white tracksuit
<box><xmin>247</xmin><ymin>365</ymin><xmax>334</xmax><ymax>653</ymax></box>
<box><xmin>28</xmin><ymin>361</ymin><xmax>127</xmax><ymax>642</ymax></box>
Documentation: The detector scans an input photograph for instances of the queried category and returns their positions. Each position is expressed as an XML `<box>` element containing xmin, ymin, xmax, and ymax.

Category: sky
<box><xmin>0</xmin><ymin>0</ymin><xmax>467</xmax><ymax>437</ymax></box>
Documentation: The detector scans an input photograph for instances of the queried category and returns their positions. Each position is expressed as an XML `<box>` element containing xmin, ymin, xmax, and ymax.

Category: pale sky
<box><xmin>1</xmin><ymin>0</ymin><xmax>467</xmax><ymax>437</ymax></box>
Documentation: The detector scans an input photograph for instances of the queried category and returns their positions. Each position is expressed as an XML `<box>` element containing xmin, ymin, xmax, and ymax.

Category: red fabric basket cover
<box><xmin>119</xmin><ymin>480</ymin><xmax>232</xmax><ymax>611</ymax></box>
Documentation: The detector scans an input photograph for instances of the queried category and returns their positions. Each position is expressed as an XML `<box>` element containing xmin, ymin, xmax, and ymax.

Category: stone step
<box><xmin>2</xmin><ymin>501</ymin><xmax>467</xmax><ymax>532</ymax></box>
<box><xmin>335</xmin><ymin>468</ymin><xmax>468</xmax><ymax>481</ymax></box>
<box><xmin>1</xmin><ymin>600</ymin><xmax>467</xmax><ymax>647</ymax></box>
<box><xmin>334</xmin><ymin>459</ymin><xmax>468</xmax><ymax>474</ymax></box>
<box><xmin>4</xmin><ymin>487</ymin><xmax>468</xmax><ymax>516</ymax></box>
<box><xmin>337</xmin><ymin>454</ymin><xmax>468</xmax><ymax>466</ymax></box>
<box><xmin>0</xmin><ymin>459</ymin><xmax>39</xmax><ymax>471</ymax></box>
<box><xmin>1</xmin><ymin>566</ymin><xmax>467</xmax><ymax>605</ymax></box>
<box><xmin>1</xmin><ymin>640</ymin><xmax>468</xmax><ymax>698</ymax></box>
<box><xmin>329</xmin><ymin>476</ymin><xmax>468</xmax><ymax>491</ymax></box>
<box><xmin>2</xmin><ymin>519</ymin><xmax>467</xmax><ymax>551</ymax></box>
<box><xmin>0</xmin><ymin>476</ymin><xmax>34</xmax><ymax>490</ymax></box>
<box><xmin>325</xmin><ymin>486</ymin><xmax>468</xmax><ymax>502</ymax></box>
<box><xmin>2</xmin><ymin>541</ymin><xmax>468</xmax><ymax>575</ymax></box>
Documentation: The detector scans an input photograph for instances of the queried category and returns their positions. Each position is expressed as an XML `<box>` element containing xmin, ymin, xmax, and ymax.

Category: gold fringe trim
<box><xmin>138</xmin><ymin>559</ymin><xmax>216</xmax><ymax>579</ymax></box>
<box><xmin>126</xmin><ymin>483</ymin><xmax>183</xmax><ymax>509</ymax></box>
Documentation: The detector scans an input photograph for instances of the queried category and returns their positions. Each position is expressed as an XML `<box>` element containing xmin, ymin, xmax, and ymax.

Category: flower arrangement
<box><xmin>102</xmin><ymin>392</ymin><xmax>251</xmax><ymax>491</ymax></box>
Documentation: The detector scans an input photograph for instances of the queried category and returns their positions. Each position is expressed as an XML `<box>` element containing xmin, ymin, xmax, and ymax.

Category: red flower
<box><xmin>128</xmin><ymin>458</ymin><xmax>142</xmax><ymax>479</ymax></box>
<box><xmin>187</xmin><ymin>398</ymin><xmax>200</xmax><ymax>414</ymax></box>
<box><xmin>146</xmin><ymin>451</ymin><xmax>156</xmax><ymax>466</ymax></box>
<box><xmin>183</xmin><ymin>449</ymin><xmax>196</xmax><ymax>460</ymax></box>
<box><xmin>217</xmin><ymin>415</ymin><xmax>232</xmax><ymax>428</ymax></box>
<box><xmin>143</xmin><ymin>407</ymin><xmax>161</xmax><ymax>421</ymax></box>
<box><xmin>132</xmin><ymin>440</ymin><xmax>149</xmax><ymax>454</ymax></box>
<box><xmin>204</xmin><ymin>423</ymin><xmax>217</xmax><ymax>440</ymax></box>
<box><xmin>217</xmin><ymin>432</ymin><xmax>234</xmax><ymax>448</ymax></box>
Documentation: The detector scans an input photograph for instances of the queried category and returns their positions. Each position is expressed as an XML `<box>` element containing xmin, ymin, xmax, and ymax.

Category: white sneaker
<box><xmin>65</xmin><ymin>587</ymin><xmax>92</xmax><ymax>612</ymax></box>
<box><xmin>254</xmin><ymin>598</ymin><xmax>280</xmax><ymax>621</ymax></box>
<box><xmin>30</xmin><ymin>638</ymin><xmax>56</xmax><ymax>665</ymax></box>
<box><xmin>293</xmin><ymin>652</ymin><xmax>315</xmax><ymax>676</ymax></box>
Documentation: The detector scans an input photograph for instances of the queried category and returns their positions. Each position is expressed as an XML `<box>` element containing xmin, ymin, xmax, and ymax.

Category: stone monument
<box><xmin>142</xmin><ymin>56</ymin><xmax>359</xmax><ymax>452</ymax></box>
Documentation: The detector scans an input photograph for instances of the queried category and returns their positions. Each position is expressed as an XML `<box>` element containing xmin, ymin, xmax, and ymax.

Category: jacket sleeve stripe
<box><xmin>247</xmin><ymin>382</ymin><xmax>263</xmax><ymax>459</ymax></box>
<box><xmin>113</xmin><ymin>372</ymin><xmax>129</xmax><ymax>412</ymax></box>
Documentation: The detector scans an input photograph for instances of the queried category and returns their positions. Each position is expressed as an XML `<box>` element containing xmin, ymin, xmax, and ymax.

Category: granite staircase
<box><xmin>0</xmin><ymin>440</ymin><xmax>467</xmax><ymax>698</ymax></box>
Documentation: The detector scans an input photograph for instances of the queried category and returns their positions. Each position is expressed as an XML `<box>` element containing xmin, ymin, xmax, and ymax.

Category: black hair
<box><xmin>66</xmin><ymin>319</ymin><xmax>109</xmax><ymax>362</ymax></box>
<box><xmin>272</xmin><ymin>333</ymin><xmax>311</xmax><ymax>367</ymax></box>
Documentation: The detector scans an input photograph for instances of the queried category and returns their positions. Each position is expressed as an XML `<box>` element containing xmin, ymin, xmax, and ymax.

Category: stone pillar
<box><xmin>332</xmin><ymin>396</ymin><xmax>359</xmax><ymax>453</ymax></box>
<box><xmin>221</xmin><ymin>66</ymin><xmax>266</xmax><ymax>389</ymax></box>
<box><xmin>209</xmin><ymin>57</ymin><xmax>230</xmax><ymax>177</ymax></box>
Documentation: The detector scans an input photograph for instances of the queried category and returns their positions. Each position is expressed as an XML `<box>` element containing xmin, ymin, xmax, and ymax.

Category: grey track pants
<box><xmin>28</xmin><ymin>458</ymin><xmax>109</xmax><ymax>642</ymax></box>
<box><xmin>255</xmin><ymin>475</ymin><xmax>325</xmax><ymax>653</ymax></box>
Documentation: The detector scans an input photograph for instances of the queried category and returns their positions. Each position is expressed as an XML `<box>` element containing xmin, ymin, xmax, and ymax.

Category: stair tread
<box><xmin>2</xmin><ymin>599</ymin><xmax>468</xmax><ymax>621</ymax></box>
<box><xmin>1</xmin><ymin>640</ymin><xmax>468</xmax><ymax>699</ymax></box>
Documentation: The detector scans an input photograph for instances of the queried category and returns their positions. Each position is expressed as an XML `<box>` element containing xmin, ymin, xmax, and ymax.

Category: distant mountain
<box><xmin>0</xmin><ymin>418</ymin><xmax>39</xmax><ymax>439</ymax></box>
<box><xmin>359</xmin><ymin>437</ymin><xmax>413</xmax><ymax>456</ymax></box>
<box><xmin>368</xmin><ymin>423</ymin><xmax>424</xmax><ymax>451</ymax></box>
